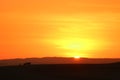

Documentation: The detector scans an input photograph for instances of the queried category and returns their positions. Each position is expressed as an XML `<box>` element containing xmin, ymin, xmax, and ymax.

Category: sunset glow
<box><xmin>0</xmin><ymin>0</ymin><xmax>120</xmax><ymax>59</ymax></box>
<box><xmin>74</xmin><ymin>56</ymin><xmax>81</xmax><ymax>59</ymax></box>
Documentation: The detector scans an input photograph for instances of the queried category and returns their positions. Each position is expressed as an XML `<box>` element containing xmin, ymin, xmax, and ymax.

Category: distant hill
<box><xmin>0</xmin><ymin>57</ymin><xmax>120</xmax><ymax>66</ymax></box>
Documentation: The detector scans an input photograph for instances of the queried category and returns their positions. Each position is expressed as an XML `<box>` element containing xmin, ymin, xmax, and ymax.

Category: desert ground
<box><xmin>0</xmin><ymin>63</ymin><xmax>120</xmax><ymax>80</ymax></box>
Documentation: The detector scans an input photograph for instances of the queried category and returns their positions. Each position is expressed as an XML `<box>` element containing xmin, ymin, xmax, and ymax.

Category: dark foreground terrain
<box><xmin>0</xmin><ymin>64</ymin><xmax>120</xmax><ymax>80</ymax></box>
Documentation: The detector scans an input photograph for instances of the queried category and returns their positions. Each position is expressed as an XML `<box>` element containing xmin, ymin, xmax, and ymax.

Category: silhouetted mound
<box><xmin>23</xmin><ymin>62</ymin><xmax>31</xmax><ymax>66</ymax></box>
<box><xmin>0</xmin><ymin>64</ymin><xmax>120</xmax><ymax>80</ymax></box>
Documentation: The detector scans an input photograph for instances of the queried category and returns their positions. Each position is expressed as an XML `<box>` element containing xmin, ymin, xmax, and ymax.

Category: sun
<box><xmin>74</xmin><ymin>56</ymin><xmax>81</xmax><ymax>59</ymax></box>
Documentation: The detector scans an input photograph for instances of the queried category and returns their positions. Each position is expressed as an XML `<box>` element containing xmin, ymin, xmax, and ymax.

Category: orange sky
<box><xmin>0</xmin><ymin>0</ymin><xmax>120</xmax><ymax>59</ymax></box>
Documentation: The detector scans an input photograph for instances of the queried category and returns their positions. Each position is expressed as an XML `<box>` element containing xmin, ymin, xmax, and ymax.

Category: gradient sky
<box><xmin>0</xmin><ymin>0</ymin><xmax>120</xmax><ymax>59</ymax></box>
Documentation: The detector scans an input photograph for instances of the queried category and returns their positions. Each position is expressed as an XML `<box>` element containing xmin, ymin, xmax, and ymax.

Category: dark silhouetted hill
<box><xmin>0</xmin><ymin>57</ymin><xmax>120</xmax><ymax>66</ymax></box>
